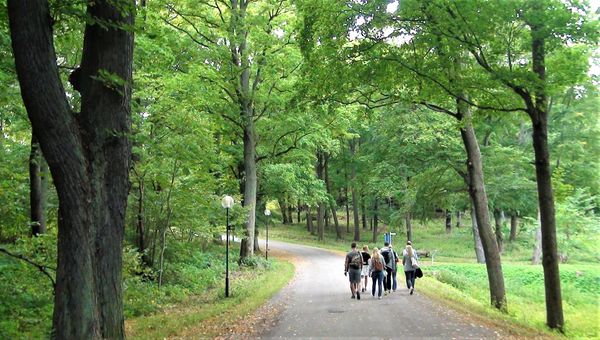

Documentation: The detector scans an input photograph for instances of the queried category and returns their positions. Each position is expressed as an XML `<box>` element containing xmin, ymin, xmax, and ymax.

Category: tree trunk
<box><xmin>297</xmin><ymin>200</ymin><xmax>301</xmax><ymax>223</ymax></box>
<box><xmin>349</xmin><ymin>140</ymin><xmax>360</xmax><ymax>242</ymax></box>
<box><xmin>406</xmin><ymin>212</ymin><xmax>413</xmax><ymax>243</ymax></box>
<box><xmin>280</xmin><ymin>199</ymin><xmax>289</xmax><ymax>224</ymax></box>
<box><xmin>456</xmin><ymin>211</ymin><xmax>462</xmax><ymax>228</ymax></box>
<box><xmin>136</xmin><ymin>177</ymin><xmax>146</xmax><ymax>263</ymax></box>
<box><xmin>306</xmin><ymin>206</ymin><xmax>314</xmax><ymax>235</ymax></box>
<box><xmin>528</xmin><ymin>21</ymin><xmax>563</xmax><ymax>329</ymax></box>
<box><xmin>29</xmin><ymin>133</ymin><xmax>47</xmax><ymax>236</ymax></box>
<box><xmin>532</xmin><ymin>227</ymin><xmax>542</xmax><ymax>265</ymax></box>
<box><xmin>470</xmin><ymin>199</ymin><xmax>486</xmax><ymax>264</ymax></box>
<box><xmin>372</xmin><ymin>199</ymin><xmax>379</xmax><ymax>243</ymax></box>
<box><xmin>445</xmin><ymin>209</ymin><xmax>452</xmax><ymax>234</ymax></box>
<box><xmin>8</xmin><ymin>0</ymin><xmax>134</xmax><ymax>337</ymax></box>
<box><xmin>288</xmin><ymin>203</ymin><xmax>294</xmax><ymax>224</ymax></box>
<box><xmin>458</xmin><ymin>99</ymin><xmax>506</xmax><ymax>311</ymax></box>
<box><xmin>345</xmin><ymin>187</ymin><xmax>350</xmax><ymax>233</ymax></box>
<box><xmin>493</xmin><ymin>208</ymin><xmax>504</xmax><ymax>253</ymax></box>
<box><xmin>324</xmin><ymin>152</ymin><xmax>341</xmax><ymax>240</ymax></box>
<box><xmin>361</xmin><ymin>194</ymin><xmax>367</xmax><ymax>230</ymax></box>
<box><xmin>240</xmin><ymin>121</ymin><xmax>257</xmax><ymax>259</ymax></box>
<box><xmin>317</xmin><ymin>204</ymin><xmax>324</xmax><ymax>241</ymax></box>
<box><xmin>509</xmin><ymin>213</ymin><xmax>518</xmax><ymax>242</ymax></box>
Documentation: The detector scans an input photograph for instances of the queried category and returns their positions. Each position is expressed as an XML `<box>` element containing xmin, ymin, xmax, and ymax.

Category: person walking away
<box><xmin>402</xmin><ymin>241</ymin><xmax>419</xmax><ymax>295</ymax></box>
<box><xmin>360</xmin><ymin>245</ymin><xmax>371</xmax><ymax>292</ymax></box>
<box><xmin>391</xmin><ymin>245</ymin><xmax>400</xmax><ymax>292</ymax></box>
<box><xmin>368</xmin><ymin>247</ymin><xmax>385</xmax><ymax>299</ymax></box>
<box><xmin>380</xmin><ymin>242</ymin><xmax>397</xmax><ymax>295</ymax></box>
<box><xmin>344</xmin><ymin>242</ymin><xmax>363</xmax><ymax>299</ymax></box>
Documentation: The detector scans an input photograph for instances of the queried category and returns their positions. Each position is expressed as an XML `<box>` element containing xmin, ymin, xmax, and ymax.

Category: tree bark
<box><xmin>532</xmin><ymin>227</ymin><xmax>542</xmax><ymax>265</ymax></box>
<box><xmin>349</xmin><ymin>140</ymin><xmax>360</xmax><ymax>242</ymax></box>
<box><xmin>458</xmin><ymin>98</ymin><xmax>506</xmax><ymax>311</ymax></box>
<box><xmin>406</xmin><ymin>212</ymin><xmax>413</xmax><ymax>243</ymax></box>
<box><xmin>456</xmin><ymin>211</ymin><xmax>462</xmax><ymax>228</ymax></box>
<box><xmin>445</xmin><ymin>209</ymin><xmax>452</xmax><ymax>234</ymax></box>
<box><xmin>29</xmin><ymin>133</ymin><xmax>47</xmax><ymax>236</ymax></box>
<box><xmin>344</xmin><ymin>187</ymin><xmax>350</xmax><ymax>233</ymax></box>
<box><xmin>136</xmin><ymin>177</ymin><xmax>146</xmax><ymax>262</ymax></box>
<box><xmin>280</xmin><ymin>198</ymin><xmax>289</xmax><ymax>224</ymax></box>
<box><xmin>470</xmin><ymin>199</ymin><xmax>486</xmax><ymax>264</ymax></box>
<box><xmin>372</xmin><ymin>199</ymin><xmax>379</xmax><ymax>243</ymax></box>
<box><xmin>529</xmin><ymin>19</ymin><xmax>563</xmax><ymax>329</ymax></box>
<box><xmin>509</xmin><ymin>213</ymin><xmax>518</xmax><ymax>242</ymax></box>
<box><xmin>306</xmin><ymin>206</ymin><xmax>314</xmax><ymax>235</ymax></box>
<box><xmin>361</xmin><ymin>194</ymin><xmax>368</xmax><ymax>230</ymax></box>
<box><xmin>8</xmin><ymin>0</ymin><xmax>134</xmax><ymax>337</ymax></box>
<box><xmin>493</xmin><ymin>208</ymin><xmax>504</xmax><ymax>253</ymax></box>
<box><xmin>288</xmin><ymin>203</ymin><xmax>294</xmax><ymax>224</ymax></box>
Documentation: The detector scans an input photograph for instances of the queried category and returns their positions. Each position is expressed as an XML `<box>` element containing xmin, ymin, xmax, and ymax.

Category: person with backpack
<box><xmin>344</xmin><ymin>242</ymin><xmax>363</xmax><ymax>299</ymax></box>
<box><xmin>402</xmin><ymin>240</ymin><xmax>419</xmax><ymax>295</ymax></box>
<box><xmin>380</xmin><ymin>242</ymin><xmax>397</xmax><ymax>295</ymax></box>
<box><xmin>368</xmin><ymin>247</ymin><xmax>385</xmax><ymax>299</ymax></box>
<box><xmin>360</xmin><ymin>245</ymin><xmax>371</xmax><ymax>293</ymax></box>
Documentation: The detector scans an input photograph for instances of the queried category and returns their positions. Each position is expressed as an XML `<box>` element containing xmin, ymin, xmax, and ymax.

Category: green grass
<box><xmin>126</xmin><ymin>259</ymin><xmax>294</xmax><ymax>339</ymax></box>
<box><xmin>268</xmin><ymin>218</ymin><xmax>600</xmax><ymax>338</ymax></box>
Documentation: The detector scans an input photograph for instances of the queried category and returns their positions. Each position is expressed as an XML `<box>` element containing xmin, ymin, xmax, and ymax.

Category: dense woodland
<box><xmin>1</xmin><ymin>0</ymin><xmax>599</xmax><ymax>338</ymax></box>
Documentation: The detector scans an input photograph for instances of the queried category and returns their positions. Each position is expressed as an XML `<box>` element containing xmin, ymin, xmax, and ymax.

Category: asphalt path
<box><xmin>260</xmin><ymin>240</ymin><xmax>505</xmax><ymax>339</ymax></box>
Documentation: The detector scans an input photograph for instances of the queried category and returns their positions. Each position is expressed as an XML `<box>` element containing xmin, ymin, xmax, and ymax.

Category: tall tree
<box><xmin>8</xmin><ymin>0</ymin><xmax>134</xmax><ymax>337</ymax></box>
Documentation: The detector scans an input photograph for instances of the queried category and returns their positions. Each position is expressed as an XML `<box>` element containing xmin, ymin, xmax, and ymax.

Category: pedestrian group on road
<box><xmin>344</xmin><ymin>241</ymin><xmax>422</xmax><ymax>300</ymax></box>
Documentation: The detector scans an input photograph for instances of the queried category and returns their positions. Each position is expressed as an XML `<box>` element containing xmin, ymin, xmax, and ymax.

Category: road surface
<box><xmin>259</xmin><ymin>240</ymin><xmax>505</xmax><ymax>339</ymax></box>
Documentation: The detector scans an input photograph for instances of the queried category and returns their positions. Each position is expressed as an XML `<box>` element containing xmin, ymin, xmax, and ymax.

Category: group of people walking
<box><xmin>344</xmin><ymin>241</ymin><xmax>420</xmax><ymax>300</ymax></box>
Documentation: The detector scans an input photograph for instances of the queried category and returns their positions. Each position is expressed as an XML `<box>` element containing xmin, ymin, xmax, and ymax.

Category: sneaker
<box><xmin>410</xmin><ymin>288</ymin><xmax>414</xmax><ymax>295</ymax></box>
<box><xmin>357</xmin><ymin>292</ymin><xmax>361</xmax><ymax>300</ymax></box>
<box><xmin>351</xmin><ymin>294</ymin><xmax>355</xmax><ymax>299</ymax></box>
<box><xmin>384</xmin><ymin>291</ymin><xmax>389</xmax><ymax>296</ymax></box>
<box><xmin>378</xmin><ymin>296</ymin><xmax>382</xmax><ymax>300</ymax></box>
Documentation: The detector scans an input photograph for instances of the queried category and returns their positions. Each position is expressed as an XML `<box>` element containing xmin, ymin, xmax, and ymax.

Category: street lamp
<box><xmin>264</xmin><ymin>208</ymin><xmax>271</xmax><ymax>260</ymax></box>
<box><xmin>221</xmin><ymin>195</ymin><xmax>234</xmax><ymax>297</ymax></box>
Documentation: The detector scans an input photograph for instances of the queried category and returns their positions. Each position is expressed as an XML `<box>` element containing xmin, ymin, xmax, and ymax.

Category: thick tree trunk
<box><xmin>406</xmin><ymin>212</ymin><xmax>413</xmax><ymax>243</ymax></box>
<box><xmin>509</xmin><ymin>213</ymin><xmax>518</xmax><ymax>242</ymax></box>
<box><xmin>493</xmin><ymin>208</ymin><xmax>504</xmax><ymax>253</ymax></box>
<box><xmin>288</xmin><ymin>203</ymin><xmax>294</xmax><ymax>224</ymax></box>
<box><xmin>8</xmin><ymin>0</ymin><xmax>134</xmax><ymax>337</ymax></box>
<box><xmin>470</xmin><ymin>199</ymin><xmax>486</xmax><ymax>264</ymax></box>
<box><xmin>372</xmin><ymin>199</ymin><xmax>379</xmax><ymax>243</ymax></box>
<box><xmin>458</xmin><ymin>100</ymin><xmax>506</xmax><ymax>311</ymax></box>
<box><xmin>280</xmin><ymin>199</ymin><xmax>289</xmax><ymax>224</ymax></box>
<box><xmin>528</xmin><ymin>22</ymin><xmax>563</xmax><ymax>329</ymax></box>
<box><xmin>29</xmin><ymin>134</ymin><xmax>47</xmax><ymax>236</ymax></box>
<box><xmin>240</xmin><ymin>121</ymin><xmax>257</xmax><ymax>259</ymax></box>
<box><xmin>445</xmin><ymin>209</ymin><xmax>452</xmax><ymax>234</ymax></box>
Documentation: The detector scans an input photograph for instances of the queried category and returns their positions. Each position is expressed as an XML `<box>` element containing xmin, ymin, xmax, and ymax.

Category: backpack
<box><xmin>380</xmin><ymin>249</ymin><xmax>391</xmax><ymax>265</ymax></box>
<box><xmin>373</xmin><ymin>258</ymin><xmax>384</xmax><ymax>272</ymax></box>
<box><xmin>349</xmin><ymin>252</ymin><xmax>362</xmax><ymax>269</ymax></box>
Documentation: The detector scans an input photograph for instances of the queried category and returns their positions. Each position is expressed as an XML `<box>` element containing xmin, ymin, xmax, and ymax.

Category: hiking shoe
<box><xmin>357</xmin><ymin>292</ymin><xmax>361</xmax><ymax>300</ymax></box>
<box><xmin>351</xmin><ymin>294</ymin><xmax>355</xmax><ymax>299</ymax></box>
<box><xmin>410</xmin><ymin>288</ymin><xmax>414</xmax><ymax>295</ymax></box>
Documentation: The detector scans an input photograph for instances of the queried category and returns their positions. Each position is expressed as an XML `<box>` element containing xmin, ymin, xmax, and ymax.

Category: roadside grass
<box><xmin>126</xmin><ymin>259</ymin><xmax>294</xmax><ymax>339</ymax></box>
<box><xmin>268</xmin><ymin>218</ymin><xmax>600</xmax><ymax>338</ymax></box>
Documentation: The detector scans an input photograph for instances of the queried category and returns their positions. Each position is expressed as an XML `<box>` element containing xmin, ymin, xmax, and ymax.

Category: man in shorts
<box><xmin>344</xmin><ymin>242</ymin><xmax>363</xmax><ymax>299</ymax></box>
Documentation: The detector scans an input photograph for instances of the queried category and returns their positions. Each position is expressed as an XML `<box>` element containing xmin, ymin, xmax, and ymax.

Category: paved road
<box><xmin>260</xmin><ymin>240</ymin><xmax>504</xmax><ymax>339</ymax></box>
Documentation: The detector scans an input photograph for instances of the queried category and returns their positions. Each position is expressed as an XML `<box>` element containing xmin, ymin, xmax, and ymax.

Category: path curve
<box><xmin>259</xmin><ymin>240</ymin><xmax>505</xmax><ymax>339</ymax></box>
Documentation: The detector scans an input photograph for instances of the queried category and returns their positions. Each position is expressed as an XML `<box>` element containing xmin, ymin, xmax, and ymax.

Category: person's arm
<box><xmin>344</xmin><ymin>254</ymin><xmax>349</xmax><ymax>273</ymax></box>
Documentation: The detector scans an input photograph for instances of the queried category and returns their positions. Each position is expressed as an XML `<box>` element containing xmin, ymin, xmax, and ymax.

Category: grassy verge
<box><xmin>268</xmin><ymin>220</ymin><xmax>600</xmax><ymax>338</ymax></box>
<box><xmin>126</xmin><ymin>259</ymin><xmax>294</xmax><ymax>339</ymax></box>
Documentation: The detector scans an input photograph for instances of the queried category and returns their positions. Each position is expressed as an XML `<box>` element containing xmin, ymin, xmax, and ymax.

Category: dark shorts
<box><xmin>348</xmin><ymin>268</ymin><xmax>361</xmax><ymax>283</ymax></box>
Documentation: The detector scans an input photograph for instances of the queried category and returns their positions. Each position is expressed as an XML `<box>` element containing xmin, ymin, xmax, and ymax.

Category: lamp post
<box><xmin>264</xmin><ymin>208</ymin><xmax>271</xmax><ymax>260</ymax></box>
<box><xmin>221</xmin><ymin>195</ymin><xmax>234</xmax><ymax>297</ymax></box>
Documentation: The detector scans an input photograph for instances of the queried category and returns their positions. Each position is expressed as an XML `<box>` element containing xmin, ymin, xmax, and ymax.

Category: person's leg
<box><xmin>377</xmin><ymin>272</ymin><xmax>384</xmax><ymax>297</ymax></box>
<box><xmin>404</xmin><ymin>270</ymin><xmax>411</xmax><ymax>289</ymax></box>
<box><xmin>392</xmin><ymin>270</ymin><xmax>397</xmax><ymax>291</ymax></box>
<box><xmin>371</xmin><ymin>275</ymin><xmax>376</xmax><ymax>296</ymax></box>
<box><xmin>364</xmin><ymin>274</ymin><xmax>368</xmax><ymax>291</ymax></box>
<box><xmin>350</xmin><ymin>281</ymin><xmax>355</xmax><ymax>298</ymax></box>
<box><xmin>385</xmin><ymin>268</ymin><xmax>392</xmax><ymax>291</ymax></box>
<box><xmin>410</xmin><ymin>270</ymin><xmax>416</xmax><ymax>293</ymax></box>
